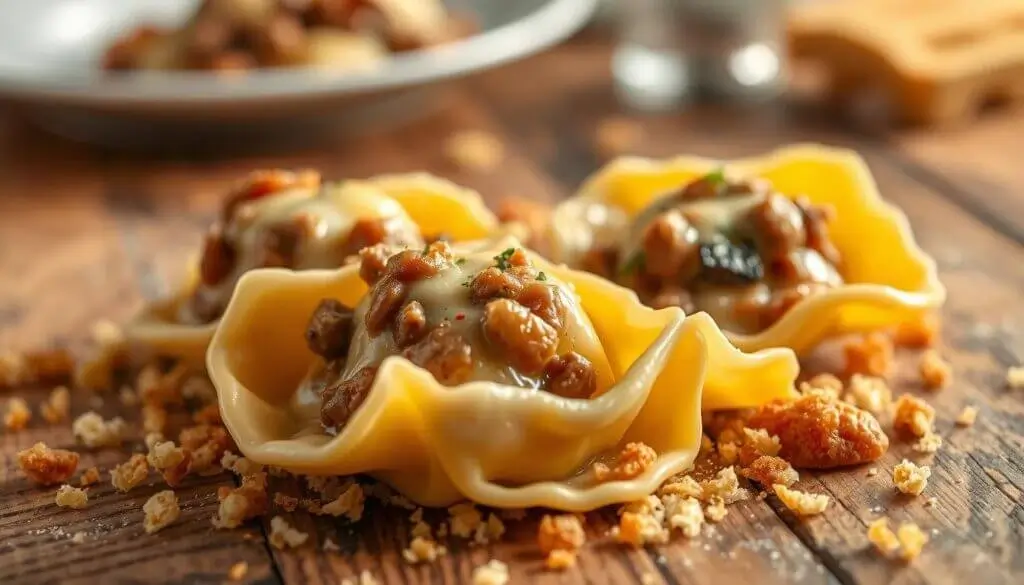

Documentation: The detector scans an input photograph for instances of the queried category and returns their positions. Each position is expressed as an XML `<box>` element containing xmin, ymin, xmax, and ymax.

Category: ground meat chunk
<box><xmin>748</xmin><ymin>193</ymin><xmax>806</xmax><ymax>253</ymax></box>
<box><xmin>199</xmin><ymin>226</ymin><xmax>236</xmax><ymax>286</ymax></box>
<box><xmin>255</xmin><ymin>216</ymin><xmax>312</xmax><ymax>268</ymax></box>
<box><xmin>580</xmin><ymin>247</ymin><xmax>617</xmax><ymax>280</ymax></box>
<box><xmin>748</xmin><ymin>394</ymin><xmax>888</xmax><ymax>469</ymax></box>
<box><xmin>223</xmin><ymin>169</ymin><xmax>321</xmax><ymax>221</ymax></box>
<box><xmin>470</xmin><ymin>267</ymin><xmax>524</xmax><ymax>304</ymax></box>
<box><xmin>543</xmin><ymin>352</ymin><xmax>597</xmax><ymax>399</ymax></box>
<box><xmin>358</xmin><ymin>244</ymin><xmax>391</xmax><ymax>285</ymax></box>
<box><xmin>321</xmin><ymin>366</ymin><xmax>377</xmax><ymax>429</ymax></box>
<box><xmin>516</xmin><ymin>283</ymin><xmax>566</xmax><ymax>329</ymax></box>
<box><xmin>481</xmin><ymin>299</ymin><xmax>559</xmax><ymax>375</ymax></box>
<box><xmin>394</xmin><ymin>301</ymin><xmax>428</xmax><ymax>348</ymax></box>
<box><xmin>641</xmin><ymin>210</ymin><xmax>700</xmax><ymax>280</ymax></box>
<box><xmin>365</xmin><ymin>277</ymin><xmax>408</xmax><ymax>336</ymax></box>
<box><xmin>795</xmin><ymin>197</ymin><xmax>841</xmax><ymax>266</ymax></box>
<box><xmin>402</xmin><ymin>325</ymin><xmax>474</xmax><ymax>386</ymax></box>
<box><xmin>305</xmin><ymin>299</ymin><xmax>354</xmax><ymax>359</ymax></box>
<box><xmin>342</xmin><ymin>217</ymin><xmax>389</xmax><ymax>258</ymax></box>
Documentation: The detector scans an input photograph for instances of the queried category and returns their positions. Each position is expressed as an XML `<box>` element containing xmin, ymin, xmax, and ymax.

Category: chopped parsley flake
<box><xmin>493</xmin><ymin>248</ymin><xmax>517</xmax><ymax>271</ymax></box>
<box><xmin>421</xmin><ymin>243</ymin><xmax>431</xmax><ymax>255</ymax></box>
<box><xmin>704</xmin><ymin>167</ymin><xmax>726</xmax><ymax>185</ymax></box>
<box><xmin>455</xmin><ymin>258</ymin><xmax>466</xmax><ymax>266</ymax></box>
<box><xmin>537</xmin><ymin>272</ymin><xmax>548</xmax><ymax>281</ymax></box>
<box><xmin>620</xmin><ymin>251</ymin><xmax>646</xmax><ymax>276</ymax></box>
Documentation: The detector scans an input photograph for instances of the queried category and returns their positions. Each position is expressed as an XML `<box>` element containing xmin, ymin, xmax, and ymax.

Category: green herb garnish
<box><xmin>493</xmin><ymin>247</ymin><xmax>517</xmax><ymax>271</ymax></box>
<box><xmin>455</xmin><ymin>258</ymin><xmax>466</xmax><ymax>266</ymax></box>
<box><xmin>537</xmin><ymin>272</ymin><xmax>548</xmax><ymax>281</ymax></box>
<box><xmin>421</xmin><ymin>243</ymin><xmax>431</xmax><ymax>255</ymax></box>
<box><xmin>620</xmin><ymin>251</ymin><xmax>646</xmax><ymax>275</ymax></box>
<box><xmin>704</xmin><ymin>166</ymin><xmax>726</xmax><ymax>186</ymax></box>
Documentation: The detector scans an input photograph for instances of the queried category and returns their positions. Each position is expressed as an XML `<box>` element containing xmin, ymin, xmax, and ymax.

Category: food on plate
<box><xmin>550</xmin><ymin>144</ymin><xmax>945</xmax><ymax>354</ymax></box>
<box><xmin>207</xmin><ymin>238</ymin><xmax>798</xmax><ymax>509</ymax></box>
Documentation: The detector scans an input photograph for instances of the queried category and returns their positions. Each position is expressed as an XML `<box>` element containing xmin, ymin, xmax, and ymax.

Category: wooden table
<box><xmin>1</xmin><ymin>34</ymin><xmax>1022</xmax><ymax>585</ymax></box>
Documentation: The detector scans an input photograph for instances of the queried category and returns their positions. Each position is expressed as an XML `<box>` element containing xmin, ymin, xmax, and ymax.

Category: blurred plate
<box><xmin>0</xmin><ymin>0</ymin><xmax>596</xmax><ymax>148</ymax></box>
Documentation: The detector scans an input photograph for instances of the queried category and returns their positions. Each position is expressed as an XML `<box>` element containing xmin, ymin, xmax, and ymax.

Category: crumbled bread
<box><xmin>402</xmin><ymin>536</ymin><xmax>447</xmax><ymax>564</ymax></box>
<box><xmin>0</xmin><ymin>351</ymin><xmax>29</xmax><ymax>386</ymax></box>
<box><xmin>141</xmin><ymin>403</ymin><xmax>168</xmax><ymax>435</ymax></box>
<box><xmin>799</xmin><ymin>373</ymin><xmax>844</xmax><ymax>400</ymax></box>
<box><xmin>144</xmin><ymin>432</ymin><xmax>165</xmax><ymax>451</ymax></box>
<box><xmin>119</xmin><ymin>387</ymin><xmax>138</xmax><ymax>406</ymax></box>
<box><xmin>40</xmin><ymin>386</ymin><xmax>71</xmax><ymax>424</ymax></box>
<box><xmin>955</xmin><ymin>406</ymin><xmax>978</xmax><ymax>427</ymax></box>
<box><xmin>319</xmin><ymin>483</ymin><xmax>364</xmax><ymax>522</ymax></box>
<box><xmin>408</xmin><ymin>508</ymin><xmax>431</xmax><ymax>538</ymax></box>
<box><xmin>662</xmin><ymin>494</ymin><xmax>703</xmax><ymax>537</ymax></box>
<box><xmin>274</xmin><ymin>493</ymin><xmax>299</xmax><ymax>512</ymax></box>
<box><xmin>111</xmin><ymin>454</ymin><xmax>150</xmax><ymax>493</ymax></box>
<box><xmin>448</xmin><ymin>502</ymin><xmax>483</xmax><ymax>538</ymax></box>
<box><xmin>74</xmin><ymin>320</ymin><xmax>127</xmax><ymax>390</ymax></box>
<box><xmin>546</xmin><ymin>549</ymin><xmax>577</xmax><ymax>570</ymax></box>
<box><xmin>445</xmin><ymin>130</ymin><xmax>505</xmax><ymax>172</ymax></box>
<box><xmin>341</xmin><ymin>570</ymin><xmax>379</xmax><ymax>585</ymax></box>
<box><xmin>659</xmin><ymin>475</ymin><xmax>702</xmax><ymax>499</ymax></box>
<box><xmin>717</xmin><ymin>441</ymin><xmax>739</xmax><ymax>465</ymax></box>
<box><xmin>924</xmin><ymin>497</ymin><xmax>938</xmax><ymax>507</ymax></box>
<box><xmin>137</xmin><ymin>363</ymin><xmax>188</xmax><ymax>406</ymax></box>
<box><xmin>844</xmin><ymin>332</ymin><xmax>893</xmax><ymax>378</ymax></box>
<box><xmin>71</xmin><ymin>532</ymin><xmax>86</xmax><ymax>544</ymax></box>
<box><xmin>615</xmin><ymin>511</ymin><xmax>669</xmax><ymax>546</ymax></box>
<box><xmin>897</xmin><ymin>523</ymin><xmax>928</xmax><ymax>561</ymax></box>
<box><xmin>594</xmin><ymin>442</ymin><xmax>657</xmax><ymax>482</ymax></box>
<box><xmin>323</xmin><ymin>538</ymin><xmax>340</xmax><ymax>552</ymax></box>
<box><xmin>147</xmin><ymin>441</ymin><xmax>186</xmax><ymax>471</ymax></box>
<box><xmin>473</xmin><ymin>513</ymin><xmax>506</xmax><ymax>545</ymax></box>
<box><xmin>17</xmin><ymin>442</ymin><xmax>79</xmax><ymax>485</ymax></box>
<box><xmin>700</xmin><ymin>467</ymin><xmax>748</xmax><ymax>504</ymax></box>
<box><xmin>1007</xmin><ymin>367</ymin><xmax>1024</xmax><ymax>389</ymax></box>
<box><xmin>594</xmin><ymin>116</ymin><xmax>643</xmax><ymax>157</ymax></box>
<box><xmin>774</xmin><ymin>485</ymin><xmax>829</xmax><ymax>516</ymax></box>
<box><xmin>228</xmin><ymin>561</ymin><xmax>248</xmax><ymax>581</ymax></box>
<box><xmin>867</xmin><ymin>468</ymin><xmax>879</xmax><ymax>478</ymax></box>
<box><xmin>742</xmin><ymin>428</ymin><xmax>781</xmax><ymax>457</ymax></box>
<box><xmin>4</xmin><ymin>397</ymin><xmax>31</xmax><ymax>430</ymax></box>
<box><xmin>893</xmin><ymin>315</ymin><xmax>939</xmax><ymax>348</ymax></box>
<box><xmin>538</xmin><ymin>514</ymin><xmax>585</xmax><ymax>558</ymax></box>
<box><xmin>213</xmin><ymin>473</ymin><xmax>268</xmax><ymax>529</ymax></box>
<box><xmin>844</xmin><ymin>375</ymin><xmax>892</xmax><ymax>414</ymax></box>
<box><xmin>742</xmin><ymin>455</ymin><xmax>799</xmax><ymax>488</ymax></box>
<box><xmin>893</xmin><ymin>460</ymin><xmax>930</xmax><ymax>495</ymax></box>
<box><xmin>893</xmin><ymin>394</ymin><xmax>935</xmax><ymax>439</ymax></box>
<box><xmin>919</xmin><ymin>350</ymin><xmax>952</xmax><ymax>390</ymax></box>
<box><xmin>704</xmin><ymin>496</ymin><xmax>728</xmax><ymax>523</ymax></box>
<box><xmin>79</xmin><ymin>467</ymin><xmax>100</xmax><ymax>487</ymax></box>
<box><xmin>867</xmin><ymin>518</ymin><xmax>900</xmax><ymax>555</ymax></box>
<box><xmin>192</xmin><ymin>403</ymin><xmax>222</xmax><ymax>425</ymax></box>
<box><xmin>143</xmin><ymin>490</ymin><xmax>180</xmax><ymax>534</ymax></box>
<box><xmin>179</xmin><ymin>424</ymin><xmax>230</xmax><ymax>473</ymax></box>
<box><xmin>72</xmin><ymin>411</ymin><xmax>126</xmax><ymax>448</ymax></box>
<box><xmin>55</xmin><ymin>484</ymin><xmax>88</xmax><ymax>509</ymax></box>
<box><xmin>913</xmin><ymin>433</ymin><xmax>942</xmax><ymax>453</ymax></box>
<box><xmin>471</xmin><ymin>560</ymin><xmax>509</xmax><ymax>585</ymax></box>
<box><xmin>268</xmin><ymin>516</ymin><xmax>308</xmax><ymax>549</ymax></box>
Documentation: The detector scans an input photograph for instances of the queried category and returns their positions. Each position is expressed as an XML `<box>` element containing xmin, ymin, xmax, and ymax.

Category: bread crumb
<box><xmin>741</xmin><ymin>428</ymin><xmax>781</xmax><ymax>457</ymax></box>
<box><xmin>663</xmin><ymin>494</ymin><xmax>703</xmax><ymax>537</ymax></box>
<box><xmin>594</xmin><ymin>442</ymin><xmax>657</xmax><ymax>481</ymax></box>
<box><xmin>594</xmin><ymin>117</ymin><xmax>643</xmax><ymax>157</ymax></box>
<box><xmin>4</xmin><ymin>397</ymin><xmax>31</xmax><ymax>430</ymax></box>
<box><xmin>402</xmin><ymin>536</ymin><xmax>447</xmax><ymax>564</ymax></box>
<box><xmin>700</xmin><ymin>467</ymin><xmax>748</xmax><ymax>504</ymax></box>
<box><xmin>119</xmin><ymin>386</ymin><xmax>138</xmax><ymax>406</ymax></box>
<box><xmin>55</xmin><ymin>484</ymin><xmax>89</xmax><ymax>509</ymax></box>
<box><xmin>955</xmin><ymin>406</ymin><xmax>978</xmax><ymax>427</ymax></box>
<box><xmin>893</xmin><ymin>394</ymin><xmax>935</xmax><ymax>439</ymax></box>
<box><xmin>71</xmin><ymin>531</ymin><xmax>86</xmax><ymax>544</ymax></box>
<box><xmin>268</xmin><ymin>516</ymin><xmax>308</xmax><ymax>549</ymax></box>
<box><xmin>323</xmin><ymin>538</ymin><xmax>340</xmax><ymax>552</ymax></box>
<box><xmin>659</xmin><ymin>475</ymin><xmax>702</xmax><ymax>499</ymax></box>
<box><xmin>147</xmin><ymin>441</ymin><xmax>186</xmax><ymax>471</ymax></box>
<box><xmin>717</xmin><ymin>441</ymin><xmax>739</xmax><ymax>465</ymax></box>
<box><xmin>472</xmin><ymin>560</ymin><xmax>509</xmax><ymax>585</ymax></box>
<box><xmin>615</xmin><ymin>500</ymin><xmax>669</xmax><ymax>547</ymax></box>
<box><xmin>0</xmin><ymin>351</ymin><xmax>29</xmax><ymax>386</ymax></box>
<box><xmin>319</xmin><ymin>483</ymin><xmax>364</xmax><ymax>522</ymax></box>
<box><xmin>143</xmin><ymin>490</ymin><xmax>180</xmax><ymax>534</ymax></box>
<box><xmin>445</xmin><ymin>130</ymin><xmax>504</xmax><ymax>172</ymax></box>
<box><xmin>844</xmin><ymin>332</ymin><xmax>893</xmax><ymax>378</ymax></box>
<box><xmin>213</xmin><ymin>473</ymin><xmax>268</xmax><ymax>529</ymax></box>
<box><xmin>545</xmin><ymin>549</ymin><xmax>577</xmax><ymax>570</ymax></box>
<box><xmin>913</xmin><ymin>432</ymin><xmax>942</xmax><ymax>453</ymax></box>
<box><xmin>893</xmin><ymin>460</ymin><xmax>930</xmax><ymax>495</ymax></box>
<box><xmin>538</xmin><ymin>514</ymin><xmax>585</xmax><ymax>559</ymax></box>
<box><xmin>866</xmin><ymin>467</ymin><xmax>878</xmax><ymax>477</ymax></box>
<box><xmin>40</xmin><ymin>386</ymin><xmax>71</xmax><ymax>423</ymax></box>
<box><xmin>227</xmin><ymin>561</ymin><xmax>248</xmax><ymax>581</ymax></box>
<box><xmin>844</xmin><ymin>375</ymin><xmax>892</xmax><ymax>414</ymax></box>
<box><xmin>704</xmin><ymin>496</ymin><xmax>728</xmax><ymax>523</ymax></box>
<box><xmin>1008</xmin><ymin>366</ymin><xmax>1024</xmax><ymax>389</ymax></box>
<box><xmin>867</xmin><ymin>518</ymin><xmax>900</xmax><ymax>555</ymax></box>
<box><xmin>893</xmin><ymin>314</ymin><xmax>940</xmax><ymax>348</ymax></box>
<box><xmin>742</xmin><ymin>455</ymin><xmax>799</xmax><ymax>488</ymax></box>
<box><xmin>17</xmin><ymin>442</ymin><xmax>79</xmax><ymax>485</ymax></box>
<box><xmin>919</xmin><ymin>350</ymin><xmax>952</xmax><ymax>390</ymax></box>
<box><xmin>72</xmin><ymin>411</ymin><xmax>126</xmax><ymax>448</ymax></box>
<box><xmin>799</xmin><ymin>373</ymin><xmax>844</xmax><ymax>400</ymax></box>
<box><xmin>924</xmin><ymin>497</ymin><xmax>937</xmax><ymax>507</ymax></box>
<box><xmin>448</xmin><ymin>502</ymin><xmax>483</xmax><ymax>538</ymax></box>
<box><xmin>774</xmin><ymin>485</ymin><xmax>829</xmax><ymax>516</ymax></box>
<box><xmin>79</xmin><ymin>467</ymin><xmax>101</xmax><ymax>487</ymax></box>
<box><xmin>897</xmin><ymin>523</ymin><xmax>928</xmax><ymax>561</ymax></box>
<box><xmin>111</xmin><ymin>454</ymin><xmax>149</xmax><ymax>493</ymax></box>
<box><xmin>141</xmin><ymin>403</ymin><xmax>168</xmax><ymax>435</ymax></box>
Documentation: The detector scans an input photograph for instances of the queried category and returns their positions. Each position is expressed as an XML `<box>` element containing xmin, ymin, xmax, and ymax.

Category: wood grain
<box><xmin>1</xmin><ymin>35</ymin><xmax>1023</xmax><ymax>585</ymax></box>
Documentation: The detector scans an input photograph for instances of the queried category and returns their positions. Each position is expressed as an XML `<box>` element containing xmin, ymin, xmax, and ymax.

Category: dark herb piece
<box><xmin>704</xmin><ymin>167</ymin><xmax>726</xmax><ymax>185</ymax></box>
<box><xmin>697</xmin><ymin>240</ymin><xmax>763</xmax><ymax>284</ymax></box>
<box><xmin>537</xmin><ymin>272</ymin><xmax>548</xmax><ymax>281</ymax></box>
<box><xmin>493</xmin><ymin>248</ymin><xmax>517</xmax><ymax>271</ymax></box>
<box><xmin>455</xmin><ymin>258</ymin><xmax>466</xmax><ymax>266</ymax></box>
<box><xmin>619</xmin><ymin>251</ymin><xmax>646</xmax><ymax>276</ymax></box>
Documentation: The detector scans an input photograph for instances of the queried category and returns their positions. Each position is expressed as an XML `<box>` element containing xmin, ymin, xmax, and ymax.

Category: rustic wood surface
<box><xmin>1</xmin><ymin>34</ymin><xmax>1023</xmax><ymax>585</ymax></box>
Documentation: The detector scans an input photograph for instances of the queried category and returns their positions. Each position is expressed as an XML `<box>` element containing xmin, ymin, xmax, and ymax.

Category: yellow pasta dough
<box><xmin>126</xmin><ymin>173</ymin><xmax>500</xmax><ymax>366</ymax></box>
<box><xmin>550</xmin><ymin>144</ymin><xmax>945</xmax><ymax>355</ymax></box>
<box><xmin>207</xmin><ymin>239</ymin><xmax>797</xmax><ymax>510</ymax></box>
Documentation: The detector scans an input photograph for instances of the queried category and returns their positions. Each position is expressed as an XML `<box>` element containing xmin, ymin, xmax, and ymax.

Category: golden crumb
<box><xmin>897</xmin><ymin>523</ymin><xmax>928</xmax><ymax>561</ymax></box>
<box><xmin>1006</xmin><ymin>367</ymin><xmax>1024</xmax><ymax>389</ymax></box>
<box><xmin>867</xmin><ymin>468</ymin><xmax>879</xmax><ymax>477</ymax></box>
<box><xmin>119</xmin><ymin>386</ymin><xmax>139</xmax><ymax>406</ymax></box>
<box><xmin>472</xmin><ymin>560</ymin><xmax>509</xmax><ymax>585</ymax></box>
<box><xmin>742</xmin><ymin>428</ymin><xmax>781</xmax><ymax>457</ymax></box>
<box><xmin>615</xmin><ymin>511</ymin><xmax>668</xmax><ymax>547</ymax></box>
<box><xmin>538</xmin><ymin>514</ymin><xmax>585</xmax><ymax>557</ymax></box>
<box><xmin>319</xmin><ymin>483</ymin><xmax>365</xmax><ymax>522</ymax></box>
<box><xmin>268</xmin><ymin>516</ymin><xmax>308</xmax><ymax>549</ymax></box>
<box><xmin>147</xmin><ymin>441</ymin><xmax>186</xmax><ymax>471</ymax></box>
<box><xmin>700</xmin><ymin>467</ymin><xmax>748</xmax><ymax>504</ymax></box>
<box><xmin>893</xmin><ymin>315</ymin><xmax>940</xmax><ymax>348</ymax></box>
<box><xmin>213</xmin><ymin>473</ymin><xmax>268</xmax><ymax>529</ymax></box>
<box><xmin>79</xmin><ymin>467</ymin><xmax>100</xmax><ymax>487</ymax></box>
<box><xmin>0</xmin><ymin>351</ymin><xmax>29</xmax><ymax>386</ymax></box>
<box><xmin>844</xmin><ymin>375</ymin><xmax>892</xmax><ymax>414</ymax></box>
<box><xmin>893</xmin><ymin>460</ymin><xmax>930</xmax><ymax>495</ymax></box>
<box><xmin>55</xmin><ymin>484</ymin><xmax>88</xmax><ymax>509</ymax></box>
<box><xmin>913</xmin><ymin>433</ymin><xmax>942</xmax><ymax>453</ymax></box>
<box><xmin>136</xmin><ymin>363</ymin><xmax>188</xmax><ymax>406</ymax></box>
<box><xmin>663</xmin><ymin>494</ymin><xmax>703</xmax><ymax>537</ymax></box>
<box><xmin>545</xmin><ymin>549</ymin><xmax>577</xmax><ymax>570</ymax></box>
<box><xmin>955</xmin><ymin>406</ymin><xmax>978</xmax><ymax>427</ymax></box>
<box><xmin>594</xmin><ymin>442</ymin><xmax>657</xmax><ymax>482</ymax></box>
<box><xmin>844</xmin><ymin>332</ymin><xmax>894</xmax><ymax>378</ymax></box>
<box><xmin>144</xmin><ymin>432</ymin><xmax>164</xmax><ymax>450</ymax></box>
<box><xmin>704</xmin><ymin>496</ymin><xmax>728</xmax><ymax>523</ymax></box>
<box><xmin>799</xmin><ymin>373</ymin><xmax>844</xmax><ymax>400</ymax></box>
<box><xmin>40</xmin><ymin>386</ymin><xmax>71</xmax><ymax>424</ymax></box>
<box><xmin>143</xmin><ymin>490</ymin><xmax>180</xmax><ymax>534</ymax></box>
<box><xmin>867</xmin><ymin>518</ymin><xmax>900</xmax><ymax>555</ymax></box>
<box><xmin>192</xmin><ymin>403</ymin><xmax>222</xmax><ymax>425</ymax></box>
<box><xmin>17</xmin><ymin>442</ymin><xmax>79</xmax><ymax>485</ymax></box>
<box><xmin>71</xmin><ymin>532</ymin><xmax>86</xmax><ymax>544</ymax></box>
<box><xmin>445</xmin><ymin>130</ymin><xmax>505</xmax><ymax>172</ymax></box>
<box><xmin>660</xmin><ymin>475</ymin><xmax>702</xmax><ymax>499</ymax></box>
<box><xmin>742</xmin><ymin>455</ymin><xmax>799</xmax><ymax>488</ymax></box>
<box><xmin>72</xmin><ymin>411</ymin><xmax>126</xmax><ymax>448</ymax></box>
<box><xmin>402</xmin><ymin>536</ymin><xmax>447</xmax><ymax>564</ymax></box>
<box><xmin>179</xmin><ymin>424</ymin><xmax>231</xmax><ymax>474</ymax></box>
<box><xmin>774</xmin><ymin>485</ymin><xmax>829</xmax><ymax>516</ymax></box>
<box><xmin>924</xmin><ymin>497</ymin><xmax>937</xmax><ymax>507</ymax></box>
<box><xmin>893</xmin><ymin>394</ymin><xmax>935</xmax><ymax>439</ymax></box>
<box><xmin>4</xmin><ymin>397</ymin><xmax>31</xmax><ymax>430</ymax></box>
<box><xmin>717</xmin><ymin>441</ymin><xmax>739</xmax><ymax>465</ymax></box>
<box><xmin>111</xmin><ymin>454</ymin><xmax>149</xmax><ymax>493</ymax></box>
<box><xmin>448</xmin><ymin>502</ymin><xmax>483</xmax><ymax>538</ymax></box>
<box><xmin>594</xmin><ymin>117</ymin><xmax>643</xmax><ymax>157</ymax></box>
<box><xmin>228</xmin><ymin>561</ymin><xmax>248</xmax><ymax>581</ymax></box>
<box><xmin>919</xmin><ymin>350</ymin><xmax>952</xmax><ymax>390</ymax></box>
